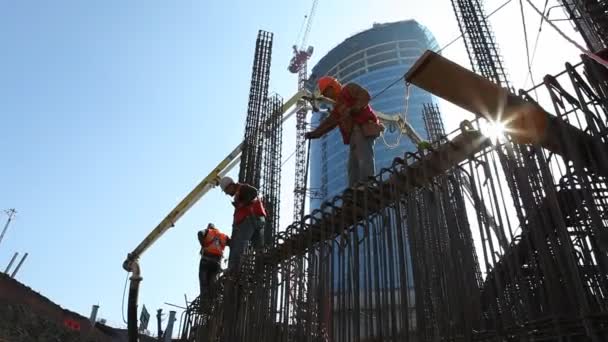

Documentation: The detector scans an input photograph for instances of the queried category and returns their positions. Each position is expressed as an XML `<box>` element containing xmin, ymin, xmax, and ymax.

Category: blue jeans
<box><xmin>228</xmin><ymin>215</ymin><xmax>265</xmax><ymax>272</ymax></box>
<box><xmin>348</xmin><ymin>125</ymin><xmax>376</xmax><ymax>187</ymax></box>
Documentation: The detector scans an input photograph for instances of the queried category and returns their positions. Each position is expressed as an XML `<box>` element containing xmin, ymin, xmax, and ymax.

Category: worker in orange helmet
<box><xmin>305</xmin><ymin>76</ymin><xmax>383</xmax><ymax>188</ymax></box>
<box><xmin>197</xmin><ymin>223</ymin><xmax>230</xmax><ymax>300</ymax></box>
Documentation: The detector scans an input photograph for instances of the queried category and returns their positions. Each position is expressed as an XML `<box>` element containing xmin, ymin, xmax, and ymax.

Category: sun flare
<box><xmin>485</xmin><ymin>121</ymin><xmax>507</xmax><ymax>142</ymax></box>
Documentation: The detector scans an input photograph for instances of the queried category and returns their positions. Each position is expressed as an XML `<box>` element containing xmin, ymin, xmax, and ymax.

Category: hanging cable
<box><xmin>121</xmin><ymin>271</ymin><xmax>130</xmax><ymax>324</ymax></box>
<box><xmin>523</xmin><ymin>0</ymin><xmax>608</xmax><ymax>69</ymax></box>
<box><xmin>371</xmin><ymin>75</ymin><xmax>406</xmax><ymax>101</ymax></box>
<box><xmin>381</xmin><ymin>127</ymin><xmax>403</xmax><ymax>149</ymax></box>
<box><xmin>523</xmin><ymin>0</ymin><xmax>549</xmax><ymax>88</ymax></box>
<box><xmin>518</xmin><ymin>0</ymin><xmax>539</xmax><ymax>99</ymax></box>
<box><xmin>380</xmin><ymin>83</ymin><xmax>411</xmax><ymax>149</ymax></box>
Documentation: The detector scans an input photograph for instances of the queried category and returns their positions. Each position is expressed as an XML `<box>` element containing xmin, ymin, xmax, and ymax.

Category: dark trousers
<box><xmin>348</xmin><ymin>125</ymin><xmax>376</xmax><ymax>187</ymax></box>
<box><xmin>222</xmin><ymin>216</ymin><xmax>265</xmax><ymax>341</ymax></box>
<box><xmin>227</xmin><ymin>215</ymin><xmax>265</xmax><ymax>272</ymax></box>
<box><xmin>199</xmin><ymin>255</ymin><xmax>221</xmax><ymax>300</ymax></box>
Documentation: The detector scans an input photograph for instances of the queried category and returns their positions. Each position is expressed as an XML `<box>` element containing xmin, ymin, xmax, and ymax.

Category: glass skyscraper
<box><xmin>306</xmin><ymin>20</ymin><xmax>442</xmax><ymax>338</ymax></box>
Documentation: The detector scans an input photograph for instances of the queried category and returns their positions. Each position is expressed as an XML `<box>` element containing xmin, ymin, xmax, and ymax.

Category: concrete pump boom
<box><xmin>121</xmin><ymin>89</ymin><xmax>323</xmax><ymax>342</ymax></box>
<box><xmin>123</xmin><ymin>89</ymin><xmax>313</xmax><ymax>270</ymax></box>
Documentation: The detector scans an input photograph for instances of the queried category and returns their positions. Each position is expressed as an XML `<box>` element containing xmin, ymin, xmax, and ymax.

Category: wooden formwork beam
<box><xmin>405</xmin><ymin>50</ymin><xmax>608</xmax><ymax>178</ymax></box>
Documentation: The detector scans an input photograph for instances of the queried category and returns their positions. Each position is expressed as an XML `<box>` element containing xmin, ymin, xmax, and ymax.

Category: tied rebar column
<box><xmin>422</xmin><ymin>103</ymin><xmax>446</xmax><ymax>142</ymax></box>
<box><xmin>262</xmin><ymin>94</ymin><xmax>284</xmax><ymax>244</ymax></box>
<box><xmin>561</xmin><ymin>0</ymin><xmax>608</xmax><ymax>53</ymax></box>
<box><xmin>226</xmin><ymin>30</ymin><xmax>275</xmax><ymax>342</ymax></box>
<box><xmin>450</xmin><ymin>0</ymin><xmax>512</xmax><ymax>90</ymax></box>
<box><xmin>239</xmin><ymin>30</ymin><xmax>274</xmax><ymax>187</ymax></box>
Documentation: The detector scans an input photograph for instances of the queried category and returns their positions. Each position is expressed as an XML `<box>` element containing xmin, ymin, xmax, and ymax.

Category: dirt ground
<box><xmin>0</xmin><ymin>303</ymin><xmax>109</xmax><ymax>342</ymax></box>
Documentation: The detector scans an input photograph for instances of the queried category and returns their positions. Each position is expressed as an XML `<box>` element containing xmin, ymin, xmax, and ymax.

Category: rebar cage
<box><xmin>177</xmin><ymin>55</ymin><xmax>608</xmax><ymax>342</ymax></box>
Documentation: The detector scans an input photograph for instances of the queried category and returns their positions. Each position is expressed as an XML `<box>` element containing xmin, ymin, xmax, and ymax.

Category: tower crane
<box><xmin>288</xmin><ymin>0</ymin><xmax>319</xmax><ymax>74</ymax></box>
<box><xmin>287</xmin><ymin>1</ymin><xmax>321</xmax><ymax>327</ymax></box>
<box><xmin>291</xmin><ymin>0</ymin><xmax>320</xmax><ymax>223</ymax></box>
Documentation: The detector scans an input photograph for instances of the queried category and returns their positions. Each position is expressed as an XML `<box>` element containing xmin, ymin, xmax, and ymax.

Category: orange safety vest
<box><xmin>202</xmin><ymin>228</ymin><xmax>228</xmax><ymax>257</ymax></box>
<box><xmin>331</xmin><ymin>87</ymin><xmax>379</xmax><ymax>145</ymax></box>
<box><xmin>233</xmin><ymin>184</ymin><xmax>267</xmax><ymax>225</ymax></box>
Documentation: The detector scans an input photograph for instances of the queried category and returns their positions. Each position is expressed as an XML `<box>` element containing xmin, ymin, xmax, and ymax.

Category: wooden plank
<box><xmin>405</xmin><ymin>50</ymin><xmax>547</xmax><ymax>145</ymax></box>
<box><xmin>406</xmin><ymin>51</ymin><xmax>512</xmax><ymax>119</ymax></box>
<box><xmin>405</xmin><ymin>50</ymin><xmax>608</xmax><ymax>178</ymax></box>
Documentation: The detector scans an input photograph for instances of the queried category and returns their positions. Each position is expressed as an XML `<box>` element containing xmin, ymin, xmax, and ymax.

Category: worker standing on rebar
<box><xmin>305</xmin><ymin>76</ymin><xmax>382</xmax><ymax>188</ymax></box>
<box><xmin>218</xmin><ymin>176</ymin><xmax>266</xmax><ymax>271</ymax></box>
<box><xmin>197</xmin><ymin>223</ymin><xmax>229</xmax><ymax>300</ymax></box>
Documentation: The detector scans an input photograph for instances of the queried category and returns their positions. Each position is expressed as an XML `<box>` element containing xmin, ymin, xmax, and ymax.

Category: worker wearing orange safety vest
<box><xmin>219</xmin><ymin>176</ymin><xmax>266</xmax><ymax>271</ymax></box>
<box><xmin>197</xmin><ymin>223</ymin><xmax>230</xmax><ymax>299</ymax></box>
<box><xmin>305</xmin><ymin>76</ymin><xmax>382</xmax><ymax>188</ymax></box>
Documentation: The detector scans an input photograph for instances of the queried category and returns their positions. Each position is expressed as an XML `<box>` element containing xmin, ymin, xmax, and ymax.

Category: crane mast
<box><xmin>291</xmin><ymin>0</ymin><xmax>320</xmax><ymax>223</ymax></box>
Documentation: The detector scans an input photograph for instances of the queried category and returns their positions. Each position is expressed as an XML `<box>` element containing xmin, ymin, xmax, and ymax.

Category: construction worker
<box><xmin>218</xmin><ymin>176</ymin><xmax>266</xmax><ymax>271</ymax></box>
<box><xmin>197</xmin><ymin>223</ymin><xmax>229</xmax><ymax>299</ymax></box>
<box><xmin>305</xmin><ymin>76</ymin><xmax>382</xmax><ymax>188</ymax></box>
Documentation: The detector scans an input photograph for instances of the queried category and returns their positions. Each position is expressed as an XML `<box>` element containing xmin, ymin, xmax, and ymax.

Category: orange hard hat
<box><xmin>317</xmin><ymin>76</ymin><xmax>342</xmax><ymax>96</ymax></box>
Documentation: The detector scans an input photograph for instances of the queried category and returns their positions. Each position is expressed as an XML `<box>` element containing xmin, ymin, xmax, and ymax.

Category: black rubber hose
<box><xmin>127</xmin><ymin>271</ymin><xmax>142</xmax><ymax>342</ymax></box>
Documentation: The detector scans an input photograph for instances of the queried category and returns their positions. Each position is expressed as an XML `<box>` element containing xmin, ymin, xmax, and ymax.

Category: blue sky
<box><xmin>0</xmin><ymin>0</ymin><xmax>585</xmax><ymax>332</ymax></box>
